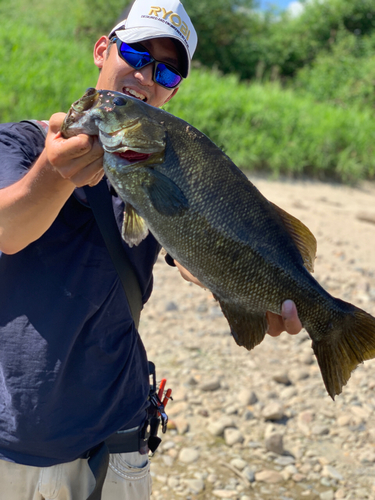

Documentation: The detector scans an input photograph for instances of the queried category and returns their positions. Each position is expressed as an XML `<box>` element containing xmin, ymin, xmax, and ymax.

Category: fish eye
<box><xmin>113</xmin><ymin>97</ymin><xmax>127</xmax><ymax>106</ymax></box>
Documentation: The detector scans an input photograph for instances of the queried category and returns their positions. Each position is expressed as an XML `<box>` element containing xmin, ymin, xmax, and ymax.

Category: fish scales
<box><xmin>61</xmin><ymin>88</ymin><xmax>375</xmax><ymax>399</ymax></box>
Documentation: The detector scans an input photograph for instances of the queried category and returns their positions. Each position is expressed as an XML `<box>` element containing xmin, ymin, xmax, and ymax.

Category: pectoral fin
<box><xmin>122</xmin><ymin>203</ymin><xmax>149</xmax><ymax>247</ymax></box>
<box><xmin>143</xmin><ymin>169</ymin><xmax>188</xmax><ymax>216</ymax></box>
<box><xmin>216</xmin><ymin>297</ymin><xmax>267</xmax><ymax>350</ymax></box>
<box><xmin>270</xmin><ymin>202</ymin><xmax>317</xmax><ymax>273</ymax></box>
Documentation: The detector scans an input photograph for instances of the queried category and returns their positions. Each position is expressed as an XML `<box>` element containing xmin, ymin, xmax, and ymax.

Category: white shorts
<box><xmin>0</xmin><ymin>451</ymin><xmax>151</xmax><ymax>500</ymax></box>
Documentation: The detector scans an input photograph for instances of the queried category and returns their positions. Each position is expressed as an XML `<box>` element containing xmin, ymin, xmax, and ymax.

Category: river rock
<box><xmin>262</xmin><ymin>402</ymin><xmax>285</xmax><ymax>421</ymax></box>
<box><xmin>207</xmin><ymin>416</ymin><xmax>236</xmax><ymax>436</ymax></box>
<box><xmin>178</xmin><ymin>447</ymin><xmax>200</xmax><ymax>464</ymax></box>
<box><xmin>255</xmin><ymin>469</ymin><xmax>284</xmax><ymax>483</ymax></box>
<box><xmin>319</xmin><ymin>490</ymin><xmax>334</xmax><ymax>500</ymax></box>
<box><xmin>200</xmin><ymin>377</ymin><xmax>221</xmax><ymax>392</ymax></box>
<box><xmin>272</xmin><ymin>372</ymin><xmax>291</xmax><ymax>385</ymax></box>
<box><xmin>184</xmin><ymin>478</ymin><xmax>205</xmax><ymax>494</ymax></box>
<box><xmin>265</xmin><ymin>432</ymin><xmax>284</xmax><ymax>455</ymax></box>
<box><xmin>224</xmin><ymin>428</ymin><xmax>244</xmax><ymax>446</ymax></box>
<box><xmin>212</xmin><ymin>490</ymin><xmax>238</xmax><ymax>498</ymax></box>
<box><xmin>167</xmin><ymin>476</ymin><xmax>180</xmax><ymax>488</ymax></box>
<box><xmin>237</xmin><ymin>388</ymin><xmax>258</xmax><ymax>406</ymax></box>
<box><xmin>242</xmin><ymin>466</ymin><xmax>256</xmax><ymax>483</ymax></box>
<box><xmin>173</xmin><ymin>417</ymin><xmax>190</xmax><ymax>435</ymax></box>
<box><xmin>322</xmin><ymin>465</ymin><xmax>344</xmax><ymax>481</ymax></box>
<box><xmin>230</xmin><ymin>458</ymin><xmax>247</xmax><ymax>471</ymax></box>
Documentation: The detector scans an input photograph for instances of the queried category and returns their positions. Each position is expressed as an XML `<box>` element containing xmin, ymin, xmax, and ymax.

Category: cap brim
<box><xmin>114</xmin><ymin>27</ymin><xmax>190</xmax><ymax>78</ymax></box>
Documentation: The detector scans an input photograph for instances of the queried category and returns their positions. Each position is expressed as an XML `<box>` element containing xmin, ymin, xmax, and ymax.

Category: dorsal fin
<box><xmin>270</xmin><ymin>202</ymin><xmax>317</xmax><ymax>272</ymax></box>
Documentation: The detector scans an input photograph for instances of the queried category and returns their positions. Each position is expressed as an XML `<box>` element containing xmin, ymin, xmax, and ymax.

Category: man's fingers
<box><xmin>266</xmin><ymin>312</ymin><xmax>284</xmax><ymax>337</ymax></box>
<box><xmin>48</xmin><ymin>112</ymin><xmax>68</xmax><ymax>133</ymax></box>
<box><xmin>68</xmin><ymin>159</ymin><xmax>104</xmax><ymax>187</ymax></box>
<box><xmin>281</xmin><ymin>300</ymin><xmax>302</xmax><ymax>335</ymax></box>
<box><xmin>88</xmin><ymin>169</ymin><xmax>105</xmax><ymax>187</ymax></box>
<box><xmin>48</xmin><ymin>135</ymin><xmax>103</xmax><ymax>170</ymax></box>
<box><xmin>266</xmin><ymin>300</ymin><xmax>303</xmax><ymax>337</ymax></box>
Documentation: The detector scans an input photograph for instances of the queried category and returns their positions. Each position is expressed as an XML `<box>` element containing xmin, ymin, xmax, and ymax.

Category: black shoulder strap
<box><xmin>83</xmin><ymin>182</ymin><xmax>143</xmax><ymax>329</ymax></box>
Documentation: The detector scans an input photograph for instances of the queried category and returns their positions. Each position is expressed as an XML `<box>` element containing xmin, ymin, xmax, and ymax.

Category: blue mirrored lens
<box><xmin>119</xmin><ymin>42</ymin><xmax>152</xmax><ymax>68</ymax></box>
<box><xmin>154</xmin><ymin>63</ymin><xmax>182</xmax><ymax>88</ymax></box>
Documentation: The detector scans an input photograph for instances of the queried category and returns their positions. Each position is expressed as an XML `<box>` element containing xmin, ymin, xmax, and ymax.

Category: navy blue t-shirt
<box><xmin>0</xmin><ymin>121</ymin><xmax>161</xmax><ymax>466</ymax></box>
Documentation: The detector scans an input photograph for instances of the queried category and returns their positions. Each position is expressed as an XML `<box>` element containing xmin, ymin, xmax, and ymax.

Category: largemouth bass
<box><xmin>61</xmin><ymin>88</ymin><xmax>375</xmax><ymax>399</ymax></box>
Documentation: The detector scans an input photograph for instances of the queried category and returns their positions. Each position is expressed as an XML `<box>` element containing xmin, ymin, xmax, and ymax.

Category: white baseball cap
<box><xmin>108</xmin><ymin>0</ymin><xmax>198</xmax><ymax>78</ymax></box>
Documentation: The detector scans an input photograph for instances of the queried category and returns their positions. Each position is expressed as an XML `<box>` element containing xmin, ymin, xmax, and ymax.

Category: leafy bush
<box><xmin>183</xmin><ymin>0</ymin><xmax>265</xmax><ymax>80</ymax></box>
<box><xmin>293</xmin><ymin>30</ymin><xmax>375</xmax><ymax>109</ymax></box>
<box><xmin>165</xmin><ymin>70</ymin><xmax>375</xmax><ymax>182</ymax></box>
<box><xmin>254</xmin><ymin>0</ymin><xmax>375</xmax><ymax>80</ymax></box>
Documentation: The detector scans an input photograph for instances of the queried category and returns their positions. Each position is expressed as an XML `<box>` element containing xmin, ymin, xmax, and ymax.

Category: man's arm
<box><xmin>0</xmin><ymin>113</ymin><xmax>104</xmax><ymax>255</ymax></box>
<box><xmin>174</xmin><ymin>260</ymin><xmax>303</xmax><ymax>336</ymax></box>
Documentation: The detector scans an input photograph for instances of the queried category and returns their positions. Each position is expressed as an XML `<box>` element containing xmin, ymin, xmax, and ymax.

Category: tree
<box><xmin>183</xmin><ymin>0</ymin><xmax>267</xmax><ymax>79</ymax></box>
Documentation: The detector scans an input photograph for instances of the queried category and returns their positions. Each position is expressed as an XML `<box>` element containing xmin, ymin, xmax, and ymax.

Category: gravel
<box><xmin>140</xmin><ymin>177</ymin><xmax>375</xmax><ymax>500</ymax></box>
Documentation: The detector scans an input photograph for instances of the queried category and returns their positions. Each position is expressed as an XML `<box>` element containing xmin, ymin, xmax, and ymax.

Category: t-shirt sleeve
<box><xmin>0</xmin><ymin>121</ymin><xmax>46</xmax><ymax>189</ymax></box>
<box><xmin>164</xmin><ymin>253</ymin><xmax>176</xmax><ymax>267</ymax></box>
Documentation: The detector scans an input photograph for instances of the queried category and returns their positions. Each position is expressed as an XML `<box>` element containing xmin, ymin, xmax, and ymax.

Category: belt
<box><xmin>80</xmin><ymin>424</ymin><xmax>149</xmax><ymax>459</ymax></box>
<box><xmin>105</xmin><ymin>424</ymin><xmax>149</xmax><ymax>455</ymax></box>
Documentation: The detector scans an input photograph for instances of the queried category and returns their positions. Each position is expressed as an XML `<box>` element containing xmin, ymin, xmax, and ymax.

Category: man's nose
<box><xmin>134</xmin><ymin>63</ymin><xmax>154</xmax><ymax>86</ymax></box>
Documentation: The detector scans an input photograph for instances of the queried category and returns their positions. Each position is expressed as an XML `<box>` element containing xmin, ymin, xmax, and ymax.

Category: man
<box><xmin>0</xmin><ymin>0</ymin><xmax>302</xmax><ymax>498</ymax></box>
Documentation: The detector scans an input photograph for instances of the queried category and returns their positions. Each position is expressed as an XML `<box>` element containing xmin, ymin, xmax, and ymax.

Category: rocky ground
<box><xmin>139</xmin><ymin>175</ymin><xmax>375</xmax><ymax>500</ymax></box>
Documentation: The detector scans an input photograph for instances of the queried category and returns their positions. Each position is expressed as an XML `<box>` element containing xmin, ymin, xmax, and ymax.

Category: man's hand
<box><xmin>46</xmin><ymin>113</ymin><xmax>104</xmax><ymax>187</ymax></box>
<box><xmin>174</xmin><ymin>260</ymin><xmax>303</xmax><ymax>336</ymax></box>
<box><xmin>174</xmin><ymin>260</ymin><xmax>206</xmax><ymax>288</ymax></box>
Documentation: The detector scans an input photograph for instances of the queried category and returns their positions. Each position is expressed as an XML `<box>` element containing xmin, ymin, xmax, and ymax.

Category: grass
<box><xmin>0</xmin><ymin>6</ymin><xmax>97</xmax><ymax>122</ymax></box>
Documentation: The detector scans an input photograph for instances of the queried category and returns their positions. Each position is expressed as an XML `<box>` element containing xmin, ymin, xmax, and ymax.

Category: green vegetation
<box><xmin>0</xmin><ymin>0</ymin><xmax>102</xmax><ymax>121</ymax></box>
<box><xmin>0</xmin><ymin>0</ymin><xmax>374</xmax><ymax>182</ymax></box>
<box><xmin>185</xmin><ymin>0</ymin><xmax>375</xmax><ymax>82</ymax></box>
<box><xmin>165</xmin><ymin>72</ymin><xmax>375</xmax><ymax>182</ymax></box>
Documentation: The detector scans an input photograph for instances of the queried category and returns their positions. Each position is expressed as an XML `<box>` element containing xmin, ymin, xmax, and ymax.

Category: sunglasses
<box><xmin>112</xmin><ymin>38</ymin><xmax>183</xmax><ymax>90</ymax></box>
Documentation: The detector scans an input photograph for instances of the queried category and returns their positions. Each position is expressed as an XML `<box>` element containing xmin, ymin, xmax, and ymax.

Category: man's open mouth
<box><xmin>123</xmin><ymin>87</ymin><xmax>147</xmax><ymax>102</ymax></box>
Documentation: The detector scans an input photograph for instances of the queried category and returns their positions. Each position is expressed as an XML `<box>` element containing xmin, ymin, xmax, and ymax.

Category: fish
<box><xmin>61</xmin><ymin>87</ymin><xmax>375</xmax><ymax>399</ymax></box>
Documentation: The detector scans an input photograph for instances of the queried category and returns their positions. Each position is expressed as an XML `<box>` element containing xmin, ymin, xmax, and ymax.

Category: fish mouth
<box><xmin>114</xmin><ymin>150</ymin><xmax>152</xmax><ymax>163</ymax></box>
<box><xmin>122</xmin><ymin>87</ymin><xmax>147</xmax><ymax>102</ymax></box>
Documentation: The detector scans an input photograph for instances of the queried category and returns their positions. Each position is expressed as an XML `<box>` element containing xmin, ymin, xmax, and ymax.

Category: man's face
<box><xmin>94</xmin><ymin>36</ymin><xmax>180</xmax><ymax>108</ymax></box>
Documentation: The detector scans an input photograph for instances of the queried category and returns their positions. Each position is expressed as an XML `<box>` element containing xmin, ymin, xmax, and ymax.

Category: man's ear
<box><xmin>94</xmin><ymin>36</ymin><xmax>110</xmax><ymax>69</ymax></box>
<box><xmin>163</xmin><ymin>87</ymin><xmax>179</xmax><ymax>105</ymax></box>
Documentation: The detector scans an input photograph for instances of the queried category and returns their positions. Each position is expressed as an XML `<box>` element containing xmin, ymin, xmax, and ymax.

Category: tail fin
<box><xmin>311</xmin><ymin>303</ymin><xmax>375</xmax><ymax>399</ymax></box>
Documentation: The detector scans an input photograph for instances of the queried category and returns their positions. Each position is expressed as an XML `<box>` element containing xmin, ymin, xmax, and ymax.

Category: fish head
<box><xmin>61</xmin><ymin>88</ymin><xmax>166</xmax><ymax>158</ymax></box>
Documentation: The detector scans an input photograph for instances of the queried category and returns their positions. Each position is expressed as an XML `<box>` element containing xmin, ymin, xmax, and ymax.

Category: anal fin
<box><xmin>216</xmin><ymin>297</ymin><xmax>267</xmax><ymax>350</ymax></box>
